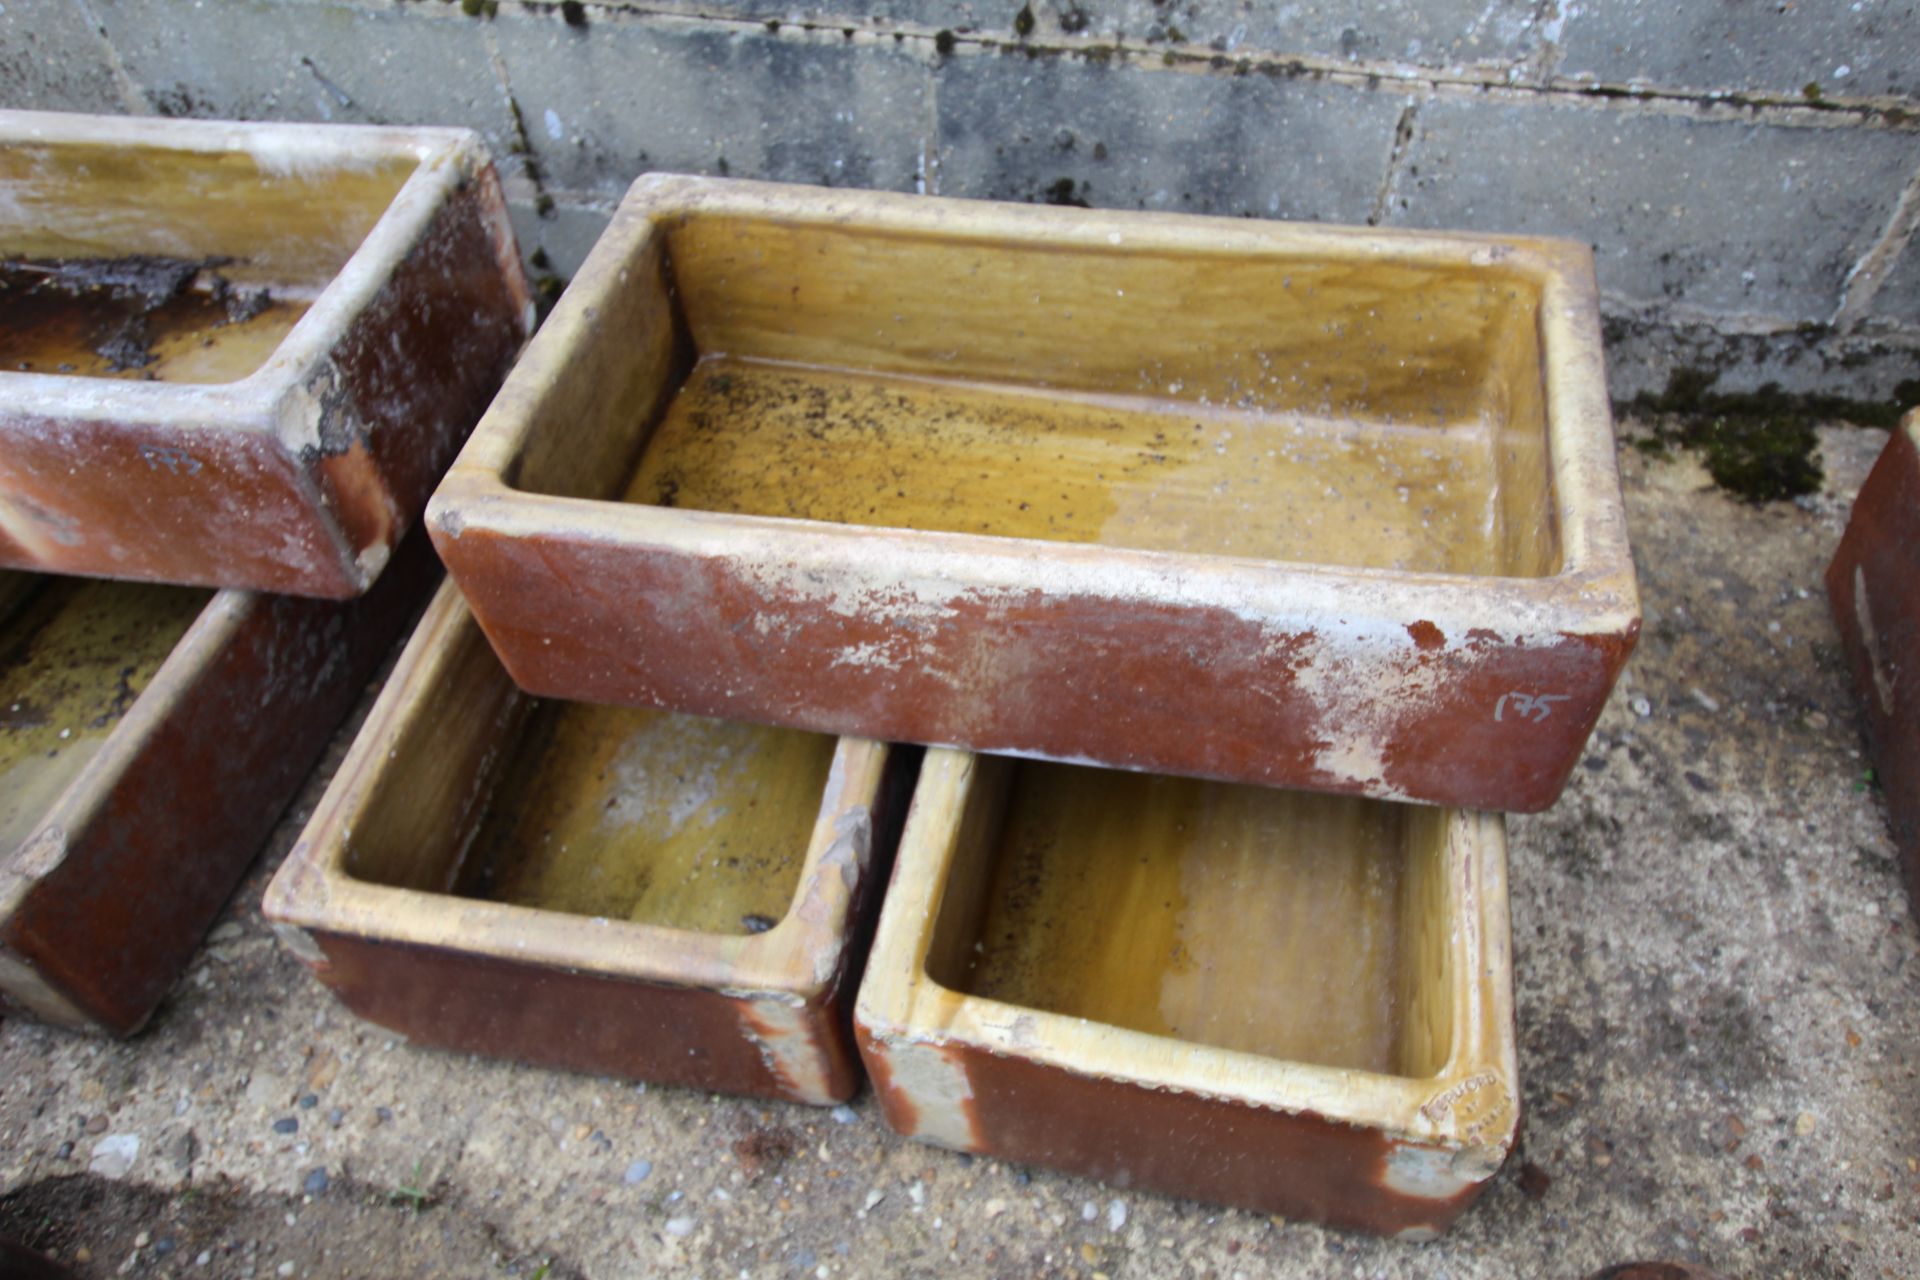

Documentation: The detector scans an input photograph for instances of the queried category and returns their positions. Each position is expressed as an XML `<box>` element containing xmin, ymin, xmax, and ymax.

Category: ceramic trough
<box><xmin>854</xmin><ymin>748</ymin><xmax>1518</xmax><ymax>1238</ymax></box>
<box><xmin>431</xmin><ymin>175</ymin><xmax>1636</xmax><ymax>812</ymax></box>
<box><xmin>0</xmin><ymin>110</ymin><xmax>529</xmax><ymax>597</ymax></box>
<box><xmin>263</xmin><ymin>580</ymin><xmax>911</xmax><ymax>1104</ymax></box>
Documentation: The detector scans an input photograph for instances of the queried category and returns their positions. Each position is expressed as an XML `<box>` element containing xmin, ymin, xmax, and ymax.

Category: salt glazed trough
<box><xmin>0</xmin><ymin>530</ymin><xmax>438</xmax><ymax>1036</ymax></box>
<box><xmin>0</xmin><ymin>110</ymin><xmax>530</xmax><ymax>598</ymax></box>
<box><xmin>430</xmin><ymin>174</ymin><xmax>1638</xmax><ymax>814</ymax></box>
<box><xmin>264</xmin><ymin>580</ymin><xmax>913</xmax><ymax>1104</ymax></box>
<box><xmin>854</xmin><ymin>748</ymin><xmax>1518</xmax><ymax>1238</ymax></box>
<box><xmin>1827</xmin><ymin>407</ymin><xmax>1920</xmax><ymax>910</ymax></box>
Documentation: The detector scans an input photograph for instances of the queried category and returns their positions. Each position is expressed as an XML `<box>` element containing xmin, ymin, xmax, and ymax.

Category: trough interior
<box><xmin>339</xmin><ymin>615</ymin><xmax>838</xmax><ymax>937</ymax></box>
<box><xmin>922</xmin><ymin>758</ymin><xmax>1457</xmax><ymax>1079</ymax></box>
<box><xmin>0</xmin><ymin>572</ymin><xmax>210</xmax><ymax>850</ymax></box>
<box><xmin>521</xmin><ymin>212</ymin><xmax>1561</xmax><ymax>578</ymax></box>
<box><xmin>0</xmin><ymin>139</ymin><xmax>417</xmax><ymax>384</ymax></box>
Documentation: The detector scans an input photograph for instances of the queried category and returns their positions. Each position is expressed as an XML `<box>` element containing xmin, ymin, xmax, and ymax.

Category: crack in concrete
<box><xmin>919</xmin><ymin>35</ymin><xmax>940</xmax><ymax>197</ymax></box>
<box><xmin>66</xmin><ymin>0</ymin><xmax>150</xmax><ymax>116</ymax></box>
<box><xmin>1519</xmin><ymin>0</ymin><xmax>1570</xmax><ymax>84</ymax></box>
<box><xmin>299</xmin><ymin>55</ymin><xmax>355</xmax><ymax>111</ymax></box>
<box><xmin>481</xmin><ymin>26</ymin><xmax>537</xmax><ymax>180</ymax></box>
<box><xmin>1835</xmin><ymin>164</ymin><xmax>1920</xmax><ymax>333</ymax></box>
<box><xmin>477</xmin><ymin>18</ymin><xmax>566</xmax><ymax>235</ymax></box>
<box><xmin>1368</xmin><ymin>102</ymin><xmax>1419</xmax><ymax>228</ymax></box>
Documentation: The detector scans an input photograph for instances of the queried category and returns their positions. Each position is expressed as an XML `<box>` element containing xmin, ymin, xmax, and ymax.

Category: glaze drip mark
<box><xmin>1407</xmin><ymin>619</ymin><xmax>1445</xmax><ymax>651</ymax></box>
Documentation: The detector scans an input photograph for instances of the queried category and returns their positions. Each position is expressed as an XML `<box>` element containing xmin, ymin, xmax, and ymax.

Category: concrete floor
<box><xmin>1</xmin><ymin>421</ymin><xmax>1917</xmax><ymax>1279</ymax></box>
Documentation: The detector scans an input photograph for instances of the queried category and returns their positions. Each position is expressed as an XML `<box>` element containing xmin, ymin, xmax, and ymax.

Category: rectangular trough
<box><xmin>263</xmin><ymin>580</ymin><xmax>910</xmax><ymax>1105</ymax></box>
<box><xmin>854</xmin><ymin>749</ymin><xmax>1517</xmax><ymax>1238</ymax></box>
<box><xmin>1827</xmin><ymin>408</ymin><xmax>1920</xmax><ymax>909</ymax></box>
<box><xmin>0</xmin><ymin>529</ymin><xmax>437</xmax><ymax>1036</ymax></box>
<box><xmin>430</xmin><ymin>175</ymin><xmax>1637</xmax><ymax>813</ymax></box>
<box><xmin>0</xmin><ymin>109</ymin><xmax>529</xmax><ymax>598</ymax></box>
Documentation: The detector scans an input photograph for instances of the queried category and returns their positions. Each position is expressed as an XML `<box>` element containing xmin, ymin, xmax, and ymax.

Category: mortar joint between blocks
<box><xmin>484</xmin><ymin>2</ymin><xmax>1918</xmax><ymax>131</ymax></box>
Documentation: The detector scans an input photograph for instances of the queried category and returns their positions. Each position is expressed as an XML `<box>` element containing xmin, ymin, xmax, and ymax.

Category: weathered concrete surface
<box><xmin>491</xmin><ymin>13</ymin><xmax>931</xmax><ymax>198</ymax></box>
<box><xmin>1870</xmin><ymin>211</ymin><xmax>1920</xmax><ymax>327</ymax></box>
<box><xmin>4</xmin><ymin>1</ymin><xmax>1919</xmax><ymax>403</ymax></box>
<box><xmin>595</xmin><ymin>0</ymin><xmax>1574</xmax><ymax>71</ymax></box>
<box><xmin>568</xmin><ymin>0</ymin><xmax>1920</xmax><ymax>99</ymax></box>
<box><xmin>1389</xmin><ymin>94</ymin><xmax>1917</xmax><ymax>321</ymax></box>
<box><xmin>1602</xmin><ymin>312</ymin><xmax>1920</xmax><ymax>404</ymax></box>
<box><xmin>94</xmin><ymin>0</ymin><xmax>520</xmax><ymax>163</ymax></box>
<box><xmin>0</xmin><ymin>0</ymin><xmax>129</xmax><ymax>114</ymax></box>
<box><xmin>633</xmin><ymin>0</ymin><xmax>1554</xmax><ymax>68</ymax></box>
<box><xmin>1060</xmin><ymin>0</ymin><xmax>1550</xmax><ymax>66</ymax></box>
<box><xmin>2</xmin><ymin>423</ymin><xmax>1917</xmax><ymax>1277</ymax></box>
<box><xmin>932</xmin><ymin>47</ymin><xmax>1405</xmax><ymax>220</ymax></box>
<box><xmin>507</xmin><ymin>197</ymin><xmax>615</xmax><ymax>280</ymax></box>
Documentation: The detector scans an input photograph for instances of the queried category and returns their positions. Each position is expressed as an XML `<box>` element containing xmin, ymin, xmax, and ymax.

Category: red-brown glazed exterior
<box><xmin>862</xmin><ymin>1032</ymin><xmax>1488</xmax><ymax>1239</ymax></box>
<box><xmin>1826</xmin><ymin>411</ymin><xmax>1920</xmax><ymax>909</ymax></box>
<box><xmin>448</xmin><ymin>523</ymin><xmax>1635</xmax><ymax>814</ymax></box>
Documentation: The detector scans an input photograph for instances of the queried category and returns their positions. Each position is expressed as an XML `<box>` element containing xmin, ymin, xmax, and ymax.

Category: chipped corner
<box><xmin>854</xmin><ymin>1026</ymin><xmax>983</xmax><ymax>1154</ymax></box>
<box><xmin>733</xmin><ymin>992</ymin><xmax>849</xmax><ymax>1108</ymax></box>
<box><xmin>1380</xmin><ymin>1072</ymin><xmax>1519</xmax><ymax>1240</ymax></box>
<box><xmin>268</xmin><ymin>921</ymin><xmax>330</xmax><ymax>971</ymax></box>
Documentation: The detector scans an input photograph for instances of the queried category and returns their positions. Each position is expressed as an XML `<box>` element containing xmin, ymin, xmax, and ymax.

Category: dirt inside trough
<box><xmin>0</xmin><ymin>255</ymin><xmax>307</xmax><ymax>383</ymax></box>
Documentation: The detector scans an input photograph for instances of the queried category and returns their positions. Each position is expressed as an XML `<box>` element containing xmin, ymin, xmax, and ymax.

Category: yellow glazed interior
<box><xmin>923</xmin><ymin>758</ymin><xmax>1457</xmax><ymax>1078</ymax></box>
<box><xmin>334</xmin><ymin>608</ymin><xmax>840</xmax><ymax>938</ymax></box>
<box><xmin>453</xmin><ymin>703</ymin><xmax>837</xmax><ymax>935</ymax></box>
<box><xmin>0</xmin><ymin>573</ymin><xmax>209</xmax><ymax>849</ymax></box>
<box><xmin>530</xmin><ymin>206</ymin><xmax>1561</xmax><ymax>578</ymax></box>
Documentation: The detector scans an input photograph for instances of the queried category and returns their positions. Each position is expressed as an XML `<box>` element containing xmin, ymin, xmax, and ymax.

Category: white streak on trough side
<box><xmin>873</xmin><ymin>1034</ymin><xmax>980</xmax><ymax>1151</ymax></box>
<box><xmin>1854</xmin><ymin>565</ymin><xmax>1897</xmax><ymax>715</ymax></box>
<box><xmin>738</xmin><ymin>995</ymin><xmax>836</xmax><ymax>1106</ymax></box>
<box><xmin>239</xmin><ymin>128</ymin><xmax>407</xmax><ymax>179</ymax></box>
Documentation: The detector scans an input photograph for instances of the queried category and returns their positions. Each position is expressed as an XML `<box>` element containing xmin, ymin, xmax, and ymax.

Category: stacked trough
<box><xmin>0</xmin><ymin>111</ymin><xmax>530</xmax><ymax>1035</ymax></box>
<box><xmin>0</xmin><ymin>118</ymin><xmax>1642</xmax><ymax>1240</ymax></box>
<box><xmin>267</xmin><ymin>176</ymin><xmax>1640</xmax><ymax>1239</ymax></box>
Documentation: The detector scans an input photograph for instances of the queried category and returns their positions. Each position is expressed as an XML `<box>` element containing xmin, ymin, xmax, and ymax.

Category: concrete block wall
<box><xmin>4</xmin><ymin>0</ymin><xmax>1918</xmax><ymax>404</ymax></box>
